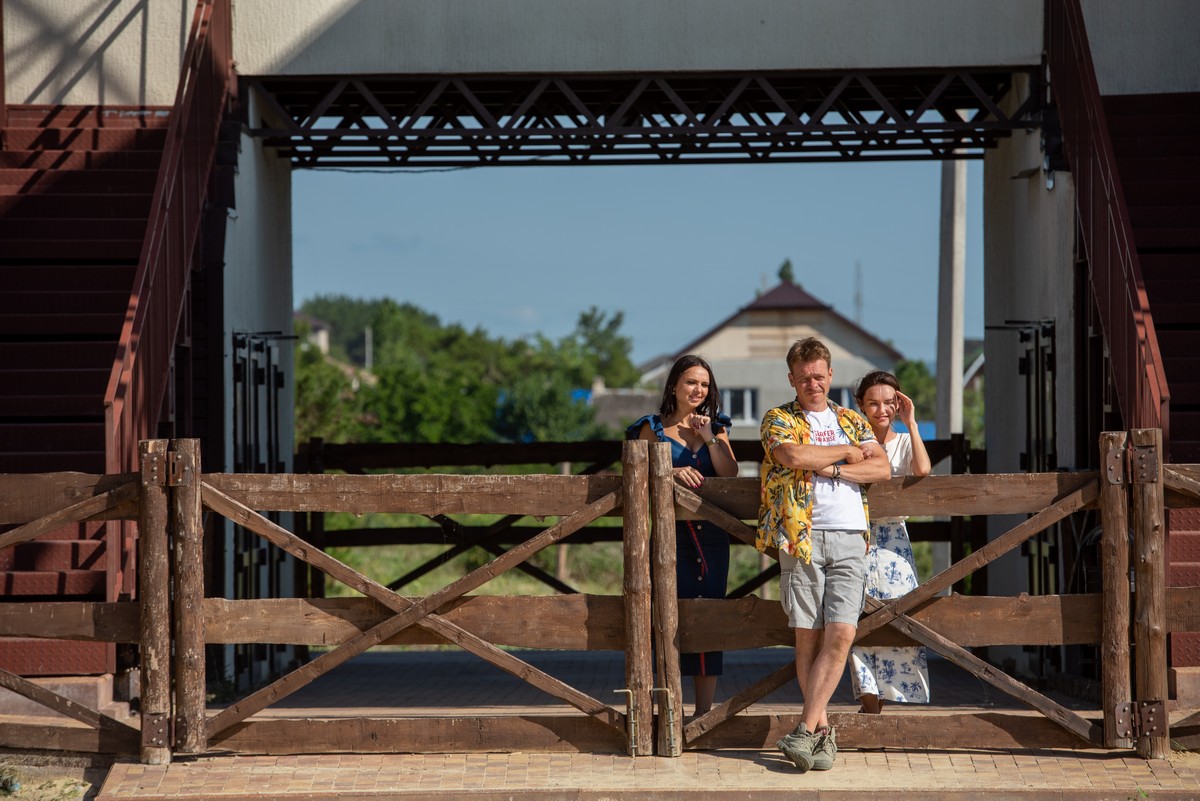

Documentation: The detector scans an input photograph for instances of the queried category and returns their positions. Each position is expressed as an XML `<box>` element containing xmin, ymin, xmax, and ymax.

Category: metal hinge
<box><xmin>1113</xmin><ymin>700</ymin><xmax>1165</xmax><ymax>738</ymax></box>
<box><xmin>141</xmin><ymin>712</ymin><xmax>172</xmax><ymax>748</ymax></box>
<box><xmin>140</xmin><ymin>452</ymin><xmax>193</xmax><ymax>487</ymax></box>
<box><xmin>652</xmin><ymin>687</ymin><xmax>679</xmax><ymax>756</ymax></box>
<box><xmin>1130</xmin><ymin>444</ymin><xmax>1160</xmax><ymax>484</ymax></box>
<box><xmin>615</xmin><ymin>689</ymin><xmax>638</xmax><ymax>756</ymax></box>
<box><xmin>1105</xmin><ymin>446</ymin><xmax>1127</xmax><ymax>485</ymax></box>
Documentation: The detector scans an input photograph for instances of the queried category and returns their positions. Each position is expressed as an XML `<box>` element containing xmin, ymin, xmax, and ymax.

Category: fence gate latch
<box><xmin>1114</xmin><ymin>701</ymin><xmax>1165</xmax><ymax>738</ymax></box>
<box><xmin>1130</xmin><ymin>444</ymin><xmax>1160</xmax><ymax>483</ymax></box>
<box><xmin>167</xmin><ymin>452</ymin><xmax>194</xmax><ymax>486</ymax></box>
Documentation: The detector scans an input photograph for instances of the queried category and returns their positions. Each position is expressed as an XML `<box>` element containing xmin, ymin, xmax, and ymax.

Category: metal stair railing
<box><xmin>1046</xmin><ymin>0</ymin><xmax>1170</xmax><ymax>440</ymax></box>
<box><xmin>103</xmin><ymin>0</ymin><xmax>234</xmax><ymax>475</ymax></box>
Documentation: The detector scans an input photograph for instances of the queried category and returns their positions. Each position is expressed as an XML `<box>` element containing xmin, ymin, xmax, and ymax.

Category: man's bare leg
<box><xmin>795</xmin><ymin>622</ymin><xmax>857</xmax><ymax>731</ymax></box>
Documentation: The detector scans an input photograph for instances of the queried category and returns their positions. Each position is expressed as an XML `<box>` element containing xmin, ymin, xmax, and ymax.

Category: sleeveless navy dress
<box><xmin>626</xmin><ymin>413</ymin><xmax>733</xmax><ymax>677</ymax></box>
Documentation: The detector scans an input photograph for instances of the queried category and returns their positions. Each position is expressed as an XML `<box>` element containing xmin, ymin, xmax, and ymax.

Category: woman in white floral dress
<box><xmin>848</xmin><ymin>371</ymin><xmax>931</xmax><ymax>713</ymax></box>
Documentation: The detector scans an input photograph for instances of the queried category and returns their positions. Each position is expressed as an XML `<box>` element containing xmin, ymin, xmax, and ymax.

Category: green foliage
<box><xmin>294</xmin><ymin>318</ymin><xmax>366</xmax><ymax>443</ymax></box>
<box><xmin>893</xmin><ymin>358</ymin><xmax>937</xmax><ymax>421</ymax></box>
<box><xmin>296</xmin><ymin>296</ymin><xmax>638</xmax><ymax>446</ymax></box>
<box><xmin>963</xmin><ymin>377</ymin><xmax>986</xmax><ymax>449</ymax></box>
<box><xmin>778</xmin><ymin>258</ymin><xmax>795</xmax><ymax>284</ymax></box>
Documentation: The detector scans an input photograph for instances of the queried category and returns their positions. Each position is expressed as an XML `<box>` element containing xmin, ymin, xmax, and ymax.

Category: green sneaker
<box><xmin>811</xmin><ymin>726</ymin><xmax>837</xmax><ymax>771</ymax></box>
<box><xmin>776</xmin><ymin>723</ymin><xmax>820</xmax><ymax>772</ymax></box>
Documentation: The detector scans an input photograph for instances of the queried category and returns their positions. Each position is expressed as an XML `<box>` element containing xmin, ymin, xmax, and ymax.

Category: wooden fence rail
<box><xmin>0</xmin><ymin>431</ymin><xmax>1191</xmax><ymax>761</ymax></box>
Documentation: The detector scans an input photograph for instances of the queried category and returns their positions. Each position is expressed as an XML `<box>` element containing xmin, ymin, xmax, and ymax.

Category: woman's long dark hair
<box><xmin>854</xmin><ymin>369</ymin><xmax>901</xmax><ymax>406</ymax></box>
<box><xmin>659</xmin><ymin>355</ymin><xmax>722</xmax><ymax>420</ymax></box>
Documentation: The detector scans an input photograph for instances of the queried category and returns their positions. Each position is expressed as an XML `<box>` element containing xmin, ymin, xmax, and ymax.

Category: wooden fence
<box><xmin>0</xmin><ymin>431</ymin><xmax>1197</xmax><ymax>762</ymax></box>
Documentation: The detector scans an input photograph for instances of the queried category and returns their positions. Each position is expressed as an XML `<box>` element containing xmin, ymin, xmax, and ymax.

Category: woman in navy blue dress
<box><xmin>626</xmin><ymin>354</ymin><xmax>738</xmax><ymax>715</ymax></box>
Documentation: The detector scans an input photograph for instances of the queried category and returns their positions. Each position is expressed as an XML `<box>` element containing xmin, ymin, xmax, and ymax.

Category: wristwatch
<box><xmin>706</xmin><ymin>435</ymin><xmax>719</xmax><ymax>446</ymax></box>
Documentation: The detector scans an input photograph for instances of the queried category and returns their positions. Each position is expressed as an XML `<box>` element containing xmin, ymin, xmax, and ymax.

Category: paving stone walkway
<box><xmin>93</xmin><ymin>650</ymin><xmax>1200</xmax><ymax>800</ymax></box>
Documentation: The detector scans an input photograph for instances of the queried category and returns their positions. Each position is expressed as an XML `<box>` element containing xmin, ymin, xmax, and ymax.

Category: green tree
<box><xmin>294</xmin><ymin>319</ymin><xmax>365</xmax><ymax>443</ymax></box>
<box><xmin>893</xmin><ymin>359</ymin><xmax>936</xmax><ymax>422</ymax></box>
<box><xmin>562</xmin><ymin>307</ymin><xmax>640</xmax><ymax>388</ymax></box>
<box><xmin>778</xmin><ymin>258</ymin><xmax>795</xmax><ymax>284</ymax></box>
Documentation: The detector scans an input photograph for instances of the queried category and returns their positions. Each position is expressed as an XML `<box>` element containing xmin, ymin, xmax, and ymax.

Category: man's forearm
<box><xmin>838</xmin><ymin>457</ymin><xmax>892</xmax><ymax>483</ymax></box>
<box><xmin>770</xmin><ymin>443</ymin><xmax>856</xmax><ymax>470</ymax></box>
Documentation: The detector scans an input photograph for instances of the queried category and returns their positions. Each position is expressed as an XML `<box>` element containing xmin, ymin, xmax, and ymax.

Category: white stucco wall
<box><xmin>222</xmin><ymin>93</ymin><xmax>296</xmax><ymax>476</ymax></box>
<box><xmin>981</xmin><ymin>109</ymin><xmax>1077</xmax><ymax>674</ymax></box>
<box><xmin>232</xmin><ymin>0</ymin><xmax>1041</xmax><ymax>76</ymax></box>
<box><xmin>1081</xmin><ymin>0</ymin><xmax>1200</xmax><ymax>95</ymax></box>
<box><xmin>2</xmin><ymin>0</ymin><xmax>188</xmax><ymax>105</ymax></box>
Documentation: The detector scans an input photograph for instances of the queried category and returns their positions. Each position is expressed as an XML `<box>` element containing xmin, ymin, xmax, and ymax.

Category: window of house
<box><xmin>726</xmin><ymin>388</ymin><xmax>758</xmax><ymax>425</ymax></box>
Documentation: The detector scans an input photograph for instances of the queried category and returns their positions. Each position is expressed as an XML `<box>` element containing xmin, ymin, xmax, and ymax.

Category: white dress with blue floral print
<box><xmin>849</xmin><ymin>433</ymin><xmax>930</xmax><ymax>704</ymax></box>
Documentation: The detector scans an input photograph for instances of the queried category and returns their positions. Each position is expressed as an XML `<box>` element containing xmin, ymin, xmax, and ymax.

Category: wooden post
<box><xmin>1131</xmin><ymin>428</ymin><xmax>1168</xmax><ymax>759</ymax></box>
<box><xmin>649</xmin><ymin>442</ymin><xmax>682</xmax><ymax>756</ymax></box>
<box><xmin>1099</xmin><ymin>431</ymin><xmax>1132</xmax><ymax>749</ymax></box>
<box><xmin>622</xmin><ymin>439</ymin><xmax>653</xmax><ymax>756</ymax></box>
<box><xmin>138</xmin><ymin>440</ymin><xmax>172</xmax><ymax>765</ymax></box>
<box><xmin>171</xmin><ymin>439</ymin><xmax>206</xmax><ymax>754</ymax></box>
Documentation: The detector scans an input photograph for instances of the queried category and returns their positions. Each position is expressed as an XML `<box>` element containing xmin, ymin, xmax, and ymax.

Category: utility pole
<box><xmin>936</xmin><ymin>160</ymin><xmax>966</xmax><ymax>438</ymax></box>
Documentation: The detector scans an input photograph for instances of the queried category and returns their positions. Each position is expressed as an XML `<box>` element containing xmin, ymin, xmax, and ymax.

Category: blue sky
<box><xmin>292</xmin><ymin>160</ymin><xmax>984</xmax><ymax>367</ymax></box>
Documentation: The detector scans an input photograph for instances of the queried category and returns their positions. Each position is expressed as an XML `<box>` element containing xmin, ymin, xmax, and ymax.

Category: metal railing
<box><xmin>103</xmin><ymin>0</ymin><xmax>233</xmax><ymax>474</ymax></box>
<box><xmin>1045</xmin><ymin>0</ymin><xmax>1170</xmax><ymax>439</ymax></box>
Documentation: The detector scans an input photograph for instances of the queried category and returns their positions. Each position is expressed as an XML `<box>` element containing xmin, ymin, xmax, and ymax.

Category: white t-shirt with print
<box><xmin>804</xmin><ymin>406</ymin><xmax>869</xmax><ymax>531</ymax></box>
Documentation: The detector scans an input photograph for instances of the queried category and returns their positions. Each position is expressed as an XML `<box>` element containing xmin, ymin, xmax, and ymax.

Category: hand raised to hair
<box><xmin>895</xmin><ymin>391</ymin><xmax>918</xmax><ymax>430</ymax></box>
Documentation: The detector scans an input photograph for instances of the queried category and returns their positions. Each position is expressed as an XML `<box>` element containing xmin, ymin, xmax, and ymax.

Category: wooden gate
<box><xmin>1</xmin><ymin>431</ymin><xmax>1199</xmax><ymax>761</ymax></box>
<box><xmin>655</xmin><ymin>429</ymin><xmax>1188</xmax><ymax>760</ymax></box>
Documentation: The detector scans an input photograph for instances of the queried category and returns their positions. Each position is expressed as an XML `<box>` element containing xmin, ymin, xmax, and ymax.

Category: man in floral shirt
<box><xmin>758</xmin><ymin>337</ymin><xmax>890</xmax><ymax>772</ymax></box>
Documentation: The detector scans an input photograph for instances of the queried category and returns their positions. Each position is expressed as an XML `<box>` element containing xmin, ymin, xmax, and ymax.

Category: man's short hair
<box><xmin>786</xmin><ymin>337</ymin><xmax>832</xmax><ymax>371</ymax></box>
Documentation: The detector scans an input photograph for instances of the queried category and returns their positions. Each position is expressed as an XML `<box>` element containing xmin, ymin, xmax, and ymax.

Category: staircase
<box><xmin>1105</xmin><ymin>92</ymin><xmax>1200</xmax><ymax>667</ymax></box>
<box><xmin>0</xmin><ymin>104</ymin><xmax>169</xmax><ymax>674</ymax></box>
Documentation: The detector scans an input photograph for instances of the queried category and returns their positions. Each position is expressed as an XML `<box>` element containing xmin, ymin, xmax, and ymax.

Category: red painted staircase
<box><xmin>0</xmin><ymin>105</ymin><xmax>169</xmax><ymax>674</ymax></box>
<box><xmin>1105</xmin><ymin>92</ymin><xmax>1200</xmax><ymax>667</ymax></box>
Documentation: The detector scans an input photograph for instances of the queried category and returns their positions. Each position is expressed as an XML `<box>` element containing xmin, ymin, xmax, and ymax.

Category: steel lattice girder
<box><xmin>245</xmin><ymin>70</ymin><xmax>1040</xmax><ymax>167</ymax></box>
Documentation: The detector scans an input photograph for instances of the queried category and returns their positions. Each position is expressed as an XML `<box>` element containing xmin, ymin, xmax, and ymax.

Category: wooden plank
<box><xmin>0</xmin><ymin>669</ymin><xmax>137</xmax><ymax>735</ymax></box>
<box><xmin>0</xmin><ymin>472</ymin><xmax>137</xmax><ymax>524</ymax></box>
<box><xmin>861</xmin><ymin>598</ymin><xmax>1101</xmax><ymax>746</ymax></box>
<box><xmin>203</xmin><ymin>484</ymin><xmax>621</xmax><ymax>738</ymax></box>
<box><xmin>621</xmin><ymin>439</ymin><xmax>653</xmax><ymax>756</ymax></box>
<box><xmin>649</xmin><ymin>441</ymin><xmax>682</xmax><ymax>756</ymax></box>
<box><xmin>1132</xmin><ymin>428</ymin><xmax>1169</xmax><ymax>759</ymax></box>
<box><xmin>207</xmin><ymin>715</ymin><xmax>627</xmax><ymax>755</ymax></box>
<box><xmin>685</xmin><ymin>661</ymin><xmax>794</xmax><ymax>742</ymax></box>
<box><xmin>675</xmin><ymin>472</ymin><xmax>1100</xmax><ymax>521</ymax></box>
<box><xmin>1165</xmin><ymin>466</ymin><xmax>1200</xmax><ymax>503</ymax></box>
<box><xmin>679</xmin><ymin>593</ymin><xmax>1104</xmax><ymax>652</ymax></box>
<box><xmin>203</xmin><ymin>472</ymin><xmax>622</xmax><ymax>516</ymax></box>
<box><xmin>687</xmin><ymin>711</ymin><xmax>1100</xmax><ymax>751</ymax></box>
<box><xmin>1099</xmin><ymin>431</ymin><xmax>1132</xmax><ymax>749</ymax></box>
<box><xmin>673</xmin><ymin>483</ymin><xmax>770</xmax><ymax>557</ymax></box>
<box><xmin>0</xmin><ymin>719</ymin><xmax>139</xmax><ymax>755</ymax></box>
<box><xmin>856</xmin><ymin>482</ymin><xmax>1099</xmax><ymax>639</ymax></box>
<box><xmin>201</xmin><ymin>595</ymin><xmax>625</xmax><ymax>650</ymax></box>
<box><xmin>0</xmin><ymin>601</ymin><xmax>138</xmax><ymax>642</ymax></box>
<box><xmin>0</xmin><ymin>481</ymin><xmax>138</xmax><ymax>550</ymax></box>
<box><xmin>138</xmin><ymin>441</ymin><xmax>171</xmax><ymax>765</ymax></box>
<box><xmin>319</xmin><ymin>524</ymin><xmax>625</xmax><ymax>547</ymax></box>
<box><xmin>171</xmin><ymin>439</ymin><xmax>206</xmax><ymax>754</ymax></box>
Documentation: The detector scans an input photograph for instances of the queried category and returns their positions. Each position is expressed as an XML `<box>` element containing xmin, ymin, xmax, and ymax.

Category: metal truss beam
<box><xmin>245</xmin><ymin>70</ymin><xmax>1039</xmax><ymax>168</ymax></box>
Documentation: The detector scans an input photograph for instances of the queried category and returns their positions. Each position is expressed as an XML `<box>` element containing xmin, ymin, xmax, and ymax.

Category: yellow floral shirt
<box><xmin>757</xmin><ymin>399</ymin><xmax>875</xmax><ymax>563</ymax></box>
